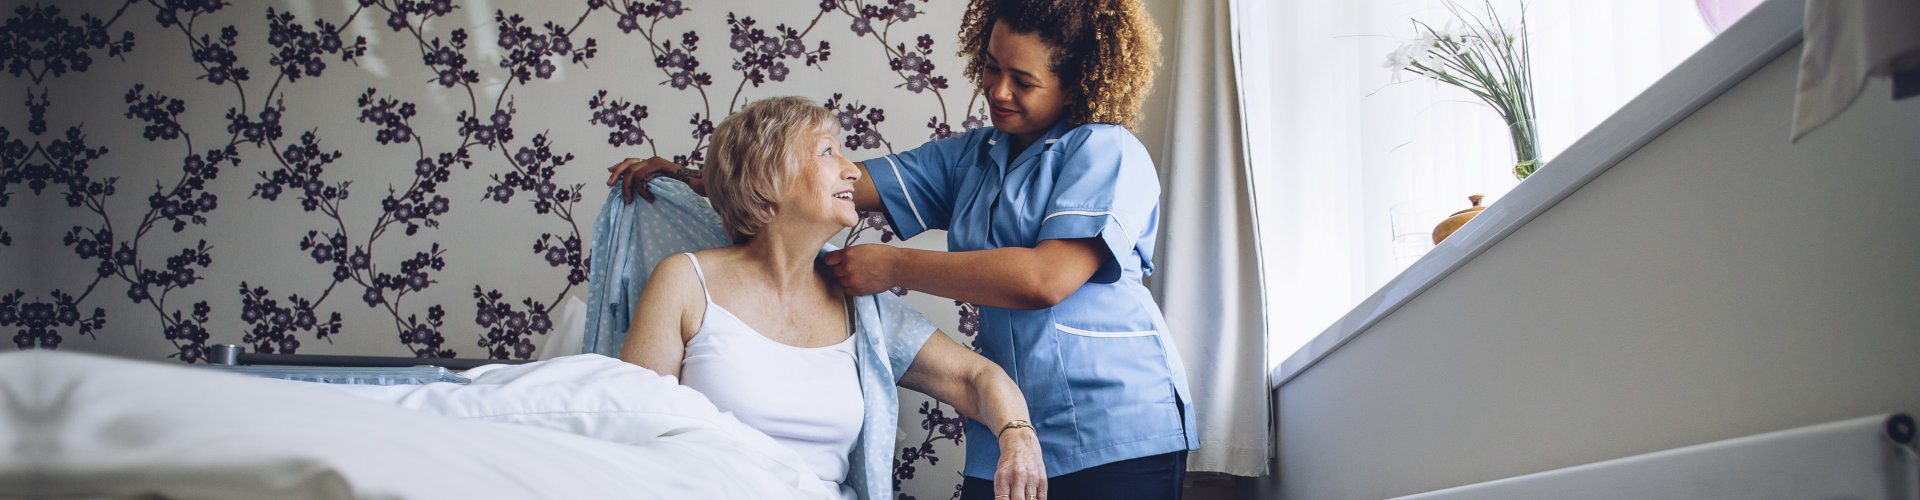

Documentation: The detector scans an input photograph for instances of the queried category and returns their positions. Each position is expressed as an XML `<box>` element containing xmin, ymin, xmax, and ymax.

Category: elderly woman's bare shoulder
<box><xmin>645</xmin><ymin>251</ymin><xmax>711</xmax><ymax>297</ymax></box>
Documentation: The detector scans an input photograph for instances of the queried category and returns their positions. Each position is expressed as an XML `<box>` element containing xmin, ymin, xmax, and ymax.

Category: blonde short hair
<box><xmin>704</xmin><ymin>96</ymin><xmax>838</xmax><ymax>244</ymax></box>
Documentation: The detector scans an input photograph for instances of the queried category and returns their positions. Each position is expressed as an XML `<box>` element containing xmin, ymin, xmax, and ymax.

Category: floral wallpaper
<box><xmin>0</xmin><ymin>0</ymin><xmax>983</xmax><ymax>497</ymax></box>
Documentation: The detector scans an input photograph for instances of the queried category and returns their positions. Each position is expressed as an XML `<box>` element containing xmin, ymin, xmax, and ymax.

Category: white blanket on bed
<box><xmin>0</xmin><ymin>350</ymin><xmax>837</xmax><ymax>500</ymax></box>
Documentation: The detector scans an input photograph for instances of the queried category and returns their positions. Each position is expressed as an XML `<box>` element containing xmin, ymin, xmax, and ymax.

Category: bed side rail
<box><xmin>208</xmin><ymin>344</ymin><xmax>532</xmax><ymax>371</ymax></box>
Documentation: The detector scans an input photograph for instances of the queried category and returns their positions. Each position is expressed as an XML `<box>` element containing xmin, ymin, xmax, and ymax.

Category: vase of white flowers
<box><xmin>1386</xmin><ymin>0</ymin><xmax>1540</xmax><ymax>180</ymax></box>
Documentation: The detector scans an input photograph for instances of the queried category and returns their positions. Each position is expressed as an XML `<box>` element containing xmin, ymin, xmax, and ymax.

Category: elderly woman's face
<box><xmin>782</xmin><ymin>132</ymin><xmax>862</xmax><ymax>230</ymax></box>
<box><xmin>981</xmin><ymin>21</ymin><xmax>1069</xmax><ymax>143</ymax></box>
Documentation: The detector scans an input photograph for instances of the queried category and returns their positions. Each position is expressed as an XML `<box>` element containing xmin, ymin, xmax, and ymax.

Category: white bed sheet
<box><xmin>0</xmin><ymin>350</ymin><xmax>838</xmax><ymax>500</ymax></box>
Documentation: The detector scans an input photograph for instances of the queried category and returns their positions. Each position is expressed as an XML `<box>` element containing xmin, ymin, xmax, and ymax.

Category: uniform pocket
<box><xmin>1050</xmin><ymin>323</ymin><xmax>1180</xmax><ymax>447</ymax></box>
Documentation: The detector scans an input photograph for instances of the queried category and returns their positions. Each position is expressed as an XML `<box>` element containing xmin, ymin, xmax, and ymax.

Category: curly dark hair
<box><xmin>958</xmin><ymin>0</ymin><xmax>1163</xmax><ymax>130</ymax></box>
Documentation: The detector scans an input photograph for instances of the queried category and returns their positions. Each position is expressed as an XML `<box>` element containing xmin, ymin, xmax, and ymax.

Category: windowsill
<box><xmin>1270</xmin><ymin>0</ymin><xmax>1807</xmax><ymax>390</ymax></box>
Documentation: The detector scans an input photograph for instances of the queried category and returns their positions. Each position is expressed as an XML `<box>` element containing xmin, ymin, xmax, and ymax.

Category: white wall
<box><xmin>1262</xmin><ymin>43</ymin><xmax>1920</xmax><ymax>499</ymax></box>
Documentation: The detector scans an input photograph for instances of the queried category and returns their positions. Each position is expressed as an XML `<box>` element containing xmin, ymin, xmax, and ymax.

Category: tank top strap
<box><xmin>681</xmin><ymin>252</ymin><xmax>712</xmax><ymax>305</ymax></box>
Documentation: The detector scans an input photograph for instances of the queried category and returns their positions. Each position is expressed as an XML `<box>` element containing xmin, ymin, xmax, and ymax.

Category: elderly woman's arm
<box><xmin>618</xmin><ymin>254</ymin><xmax>703</xmax><ymax>378</ymax></box>
<box><xmin>898</xmin><ymin>332</ymin><xmax>1047</xmax><ymax>500</ymax></box>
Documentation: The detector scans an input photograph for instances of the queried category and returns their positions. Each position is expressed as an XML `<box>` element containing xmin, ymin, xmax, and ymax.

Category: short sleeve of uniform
<box><xmin>870</xmin><ymin>291</ymin><xmax>939</xmax><ymax>383</ymax></box>
<box><xmin>863</xmin><ymin>131</ymin><xmax>979</xmax><ymax>240</ymax></box>
<box><xmin>1036</xmin><ymin>125</ymin><xmax>1161</xmax><ymax>284</ymax></box>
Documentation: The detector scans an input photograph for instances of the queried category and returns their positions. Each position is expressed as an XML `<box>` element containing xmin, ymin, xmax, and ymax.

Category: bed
<box><xmin>0</xmin><ymin>179</ymin><xmax>850</xmax><ymax>499</ymax></box>
<box><xmin>0</xmin><ymin>349</ymin><xmax>839</xmax><ymax>500</ymax></box>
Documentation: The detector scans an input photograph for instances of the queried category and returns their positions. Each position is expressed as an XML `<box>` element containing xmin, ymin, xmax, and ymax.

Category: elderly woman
<box><xmin>619</xmin><ymin>96</ymin><xmax>1046</xmax><ymax>500</ymax></box>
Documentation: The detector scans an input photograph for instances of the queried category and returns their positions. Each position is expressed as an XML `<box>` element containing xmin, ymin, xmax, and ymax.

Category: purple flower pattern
<box><xmin>0</xmin><ymin>3</ymin><xmax>138</xmax><ymax>84</ymax></box>
<box><xmin>6</xmin><ymin>0</ymin><xmax>986</xmax><ymax>495</ymax></box>
<box><xmin>265</xmin><ymin>8</ymin><xmax>366</xmax><ymax>83</ymax></box>
<box><xmin>3</xmin><ymin>22</ymin><xmax>233</xmax><ymax>361</ymax></box>
<box><xmin>471</xmin><ymin>287</ymin><xmax>553</xmax><ymax>360</ymax></box>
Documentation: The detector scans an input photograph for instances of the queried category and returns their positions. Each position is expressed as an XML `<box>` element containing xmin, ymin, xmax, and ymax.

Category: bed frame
<box><xmin>207</xmin><ymin>343</ymin><xmax>531</xmax><ymax>370</ymax></box>
<box><xmin>204</xmin><ymin>343</ymin><xmax>535</xmax><ymax>385</ymax></box>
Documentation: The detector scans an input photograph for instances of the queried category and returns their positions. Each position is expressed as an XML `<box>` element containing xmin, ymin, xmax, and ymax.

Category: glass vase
<box><xmin>1508</xmin><ymin>117</ymin><xmax>1541</xmax><ymax>179</ymax></box>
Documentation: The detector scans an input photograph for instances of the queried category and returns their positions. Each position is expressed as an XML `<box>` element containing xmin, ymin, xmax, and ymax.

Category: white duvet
<box><xmin>0</xmin><ymin>350</ymin><xmax>837</xmax><ymax>500</ymax></box>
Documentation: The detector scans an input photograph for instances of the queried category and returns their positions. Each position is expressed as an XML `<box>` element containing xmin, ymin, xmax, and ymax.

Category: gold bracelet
<box><xmin>998</xmin><ymin>419</ymin><xmax>1032</xmax><ymax>437</ymax></box>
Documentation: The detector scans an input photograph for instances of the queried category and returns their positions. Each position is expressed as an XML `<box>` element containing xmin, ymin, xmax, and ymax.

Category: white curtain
<box><xmin>1150</xmin><ymin>0</ymin><xmax>1270</xmax><ymax>478</ymax></box>
<box><xmin>1237</xmin><ymin>0</ymin><xmax>1715</xmax><ymax>365</ymax></box>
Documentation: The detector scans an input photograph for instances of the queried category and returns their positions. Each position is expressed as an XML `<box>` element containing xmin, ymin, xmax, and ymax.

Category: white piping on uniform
<box><xmin>883</xmin><ymin>155</ymin><xmax>928</xmax><ymax>231</ymax></box>
<box><xmin>1054</xmin><ymin>323</ymin><xmax>1156</xmax><ymax>338</ymax></box>
<box><xmin>1042</xmin><ymin>209</ymin><xmax>1127</xmax><ymax>240</ymax></box>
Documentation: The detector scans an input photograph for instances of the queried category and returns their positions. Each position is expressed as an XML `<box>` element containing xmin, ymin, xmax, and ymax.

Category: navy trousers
<box><xmin>957</xmin><ymin>450</ymin><xmax>1188</xmax><ymax>500</ymax></box>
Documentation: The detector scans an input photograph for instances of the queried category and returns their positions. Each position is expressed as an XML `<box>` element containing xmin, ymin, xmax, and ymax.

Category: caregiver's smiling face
<box><xmin>980</xmin><ymin>20</ymin><xmax>1069</xmax><ymax>150</ymax></box>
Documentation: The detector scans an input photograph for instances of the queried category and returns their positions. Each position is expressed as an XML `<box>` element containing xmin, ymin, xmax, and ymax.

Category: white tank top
<box><xmin>675</xmin><ymin>253</ymin><xmax>863</xmax><ymax>491</ymax></box>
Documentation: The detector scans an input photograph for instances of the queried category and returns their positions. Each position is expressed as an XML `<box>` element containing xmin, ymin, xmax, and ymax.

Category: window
<box><xmin>1239</xmin><ymin>0</ymin><xmax>1728</xmax><ymax>367</ymax></box>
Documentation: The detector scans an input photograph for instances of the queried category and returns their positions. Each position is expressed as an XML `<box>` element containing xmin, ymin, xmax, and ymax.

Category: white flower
<box><xmin>1411</xmin><ymin>42</ymin><xmax>1446</xmax><ymax>72</ymax></box>
<box><xmin>1382</xmin><ymin>0</ymin><xmax>1540</xmax><ymax>179</ymax></box>
<box><xmin>1417</xmin><ymin>31</ymin><xmax>1443</xmax><ymax>49</ymax></box>
<box><xmin>1383</xmin><ymin>43</ymin><xmax>1416</xmax><ymax>71</ymax></box>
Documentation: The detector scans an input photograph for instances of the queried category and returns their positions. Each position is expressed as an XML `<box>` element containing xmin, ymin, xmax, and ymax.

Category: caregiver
<box><xmin>608</xmin><ymin>1</ymin><xmax>1195</xmax><ymax>498</ymax></box>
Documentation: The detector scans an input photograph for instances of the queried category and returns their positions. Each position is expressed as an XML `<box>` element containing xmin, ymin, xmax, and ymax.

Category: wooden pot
<box><xmin>1431</xmin><ymin>195</ymin><xmax>1486</xmax><ymax>244</ymax></box>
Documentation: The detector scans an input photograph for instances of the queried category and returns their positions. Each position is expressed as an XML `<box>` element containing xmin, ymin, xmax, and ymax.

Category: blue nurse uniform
<box><xmin>863</xmin><ymin>119</ymin><xmax>1198</xmax><ymax>478</ymax></box>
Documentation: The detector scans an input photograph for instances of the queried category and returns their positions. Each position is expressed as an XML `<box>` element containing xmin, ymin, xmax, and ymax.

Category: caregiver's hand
<box><xmin>996</xmin><ymin>426</ymin><xmax>1047</xmax><ymax>500</ymax></box>
<box><xmin>822</xmin><ymin>244</ymin><xmax>899</xmax><ymax>296</ymax></box>
<box><xmin>605</xmin><ymin>156</ymin><xmax>701</xmax><ymax>203</ymax></box>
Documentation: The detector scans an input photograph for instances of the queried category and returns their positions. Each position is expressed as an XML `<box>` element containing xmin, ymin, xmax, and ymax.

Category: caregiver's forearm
<box><xmin>887</xmin><ymin>238</ymin><xmax>1102</xmax><ymax>310</ymax></box>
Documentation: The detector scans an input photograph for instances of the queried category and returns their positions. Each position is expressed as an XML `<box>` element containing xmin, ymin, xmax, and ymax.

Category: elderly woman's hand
<box><xmin>995</xmin><ymin>426</ymin><xmax>1047</xmax><ymax>500</ymax></box>
<box><xmin>822</xmin><ymin>244</ymin><xmax>900</xmax><ymax>296</ymax></box>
